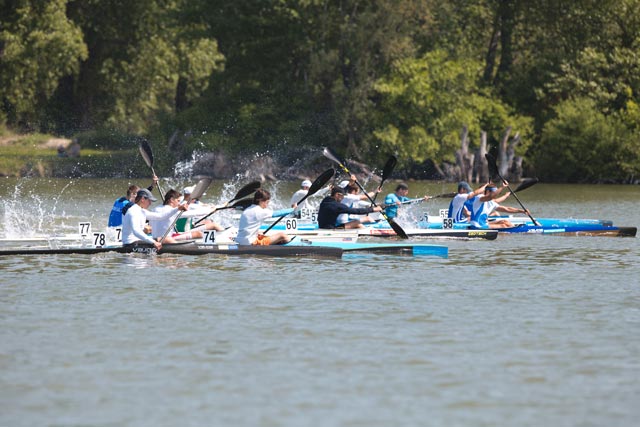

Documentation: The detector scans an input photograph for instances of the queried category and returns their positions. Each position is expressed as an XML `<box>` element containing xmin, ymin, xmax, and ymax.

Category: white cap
<box><xmin>339</xmin><ymin>180</ymin><xmax>350</xmax><ymax>188</ymax></box>
<box><xmin>301</xmin><ymin>179</ymin><xmax>312</xmax><ymax>188</ymax></box>
<box><xmin>183</xmin><ymin>185</ymin><xmax>195</xmax><ymax>195</ymax></box>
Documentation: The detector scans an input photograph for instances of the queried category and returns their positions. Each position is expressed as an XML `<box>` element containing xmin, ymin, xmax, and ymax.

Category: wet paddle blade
<box><xmin>322</xmin><ymin>147</ymin><xmax>347</xmax><ymax>170</ymax></box>
<box><xmin>232</xmin><ymin>181</ymin><xmax>261</xmax><ymax>202</ymax></box>
<box><xmin>190</xmin><ymin>177</ymin><xmax>212</xmax><ymax>200</ymax></box>
<box><xmin>263</xmin><ymin>168</ymin><xmax>335</xmax><ymax>235</ymax></box>
<box><xmin>139</xmin><ymin>140</ymin><xmax>154</xmax><ymax>168</ymax></box>
<box><xmin>388</xmin><ymin>218</ymin><xmax>409</xmax><ymax>239</ymax></box>
<box><xmin>514</xmin><ymin>178</ymin><xmax>539</xmax><ymax>193</ymax></box>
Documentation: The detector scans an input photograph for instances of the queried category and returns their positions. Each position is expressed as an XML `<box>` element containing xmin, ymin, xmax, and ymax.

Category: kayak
<box><xmin>0</xmin><ymin>241</ymin><xmax>343</xmax><ymax>258</ymax></box>
<box><xmin>497</xmin><ymin>224</ymin><xmax>637</xmax><ymax>237</ymax></box>
<box><xmin>288</xmin><ymin>239</ymin><xmax>448</xmax><ymax>258</ymax></box>
<box><xmin>259</xmin><ymin>221</ymin><xmax>498</xmax><ymax>240</ymax></box>
<box><xmin>422</xmin><ymin>215</ymin><xmax>614</xmax><ymax>227</ymax></box>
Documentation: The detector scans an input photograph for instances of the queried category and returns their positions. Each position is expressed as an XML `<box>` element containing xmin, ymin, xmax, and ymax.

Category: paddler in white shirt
<box><xmin>149</xmin><ymin>189</ymin><xmax>223</xmax><ymax>242</ymax></box>
<box><xmin>121</xmin><ymin>188</ymin><xmax>188</xmax><ymax>250</ymax></box>
<box><xmin>236</xmin><ymin>189</ymin><xmax>291</xmax><ymax>245</ymax></box>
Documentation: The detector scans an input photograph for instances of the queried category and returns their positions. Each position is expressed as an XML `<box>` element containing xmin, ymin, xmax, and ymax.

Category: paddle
<box><xmin>323</xmin><ymin>147</ymin><xmax>408</xmax><ymax>239</ymax></box>
<box><xmin>139</xmin><ymin>140</ymin><xmax>165</xmax><ymax>200</ymax></box>
<box><xmin>262</xmin><ymin>168</ymin><xmax>335</xmax><ymax>235</ymax></box>
<box><xmin>485</xmin><ymin>153</ymin><xmax>540</xmax><ymax>225</ymax></box>
<box><xmin>514</xmin><ymin>177</ymin><xmax>538</xmax><ymax>193</ymax></box>
<box><xmin>192</xmin><ymin>181</ymin><xmax>261</xmax><ymax>227</ymax></box>
<box><xmin>372</xmin><ymin>155</ymin><xmax>397</xmax><ymax>203</ymax></box>
<box><xmin>160</xmin><ymin>177</ymin><xmax>212</xmax><ymax>243</ymax></box>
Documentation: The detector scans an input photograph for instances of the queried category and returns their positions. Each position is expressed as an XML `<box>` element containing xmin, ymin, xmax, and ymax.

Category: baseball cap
<box><xmin>338</xmin><ymin>180</ymin><xmax>350</xmax><ymax>188</ymax></box>
<box><xmin>486</xmin><ymin>185</ymin><xmax>498</xmax><ymax>192</ymax></box>
<box><xmin>183</xmin><ymin>185</ymin><xmax>195</xmax><ymax>195</ymax></box>
<box><xmin>331</xmin><ymin>186</ymin><xmax>345</xmax><ymax>196</ymax></box>
<box><xmin>137</xmin><ymin>188</ymin><xmax>157</xmax><ymax>201</ymax></box>
<box><xmin>301</xmin><ymin>179</ymin><xmax>312</xmax><ymax>188</ymax></box>
<box><xmin>458</xmin><ymin>181</ymin><xmax>472</xmax><ymax>192</ymax></box>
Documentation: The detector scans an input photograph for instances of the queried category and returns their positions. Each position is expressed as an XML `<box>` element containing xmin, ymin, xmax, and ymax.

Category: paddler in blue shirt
<box><xmin>383</xmin><ymin>183</ymin><xmax>429</xmax><ymax>220</ymax></box>
<box><xmin>470</xmin><ymin>182</ymin><xmax>528</xmax><ymax>228</ymax></box>
<box><xmin>108</xmin><ymin>176</ymin><xmax>158</xmax><ymax>227</ymax></box>
<box><xmin>448</xmin><ymin>181</ymin><xmax>487</xmax><ymax>223</ymax></box>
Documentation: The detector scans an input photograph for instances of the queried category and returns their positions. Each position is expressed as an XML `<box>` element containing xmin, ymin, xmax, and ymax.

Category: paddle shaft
<box><xmin>160</xmin><ymin>178</ymin><xmax>211</xmax><ymax>243</ymax></box>
<box><xmin>263</xmin><ymin>168</ymin><xmax>335</xmax><ymax>235</ymax></box>
<box><xmin>139</xmin><ymin>141</ymin><xmax>165</xmax><ymax>200</ymax></box>
<box><xmin>192</xmin><ymin>181</ymin><xmax>261</xmax><ymax>227</ymax></box>
<box><xmin>485</xmin><ymin>154</ymin><xmax>539</xmax><ymax>225</ymax></box>
<box><xmin>372</xmin><ymin>156</ymin><xmax>397</xmax><ymax>203</ymax></box>
<box><xmin>323</xmin><ymin>148</ymin><xmax>408</xmax><ymax>239</ymax></box>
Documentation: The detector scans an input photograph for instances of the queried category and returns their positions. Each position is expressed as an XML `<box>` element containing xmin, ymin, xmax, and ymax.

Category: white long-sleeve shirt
<box><xmin>148</xmin><ymin>204</ymin><xmax>212</xmax><ymax>239</ymax></box>
<box><xmin>235</xmin><ymin>204</ymin><xmax>273</xmax><ymax>245</ymax></box>
<box><xmin>121</xmin><ymin>203</ymin><xmax>179</xmax><ymax>244</ymax></box>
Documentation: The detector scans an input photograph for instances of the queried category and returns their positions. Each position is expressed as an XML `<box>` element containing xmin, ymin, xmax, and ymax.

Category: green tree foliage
<box><xmin>372</xmin><ymin>50</ymin><xmax>532</xmax><ymax>166</ymax></box>
<box><xmin>1</xmin><ymin>0</ymin><xmax>639</xmax><ymax>182</ymax></box>
<box><xmin>0</xmin><ymin>0</ymin><xmax>87</xmax><ymax>128</ymax></box>
<box><xmin>537</xmin><ymin>98</ymin><xmax>640</xmax><ymax>183</ymax></box>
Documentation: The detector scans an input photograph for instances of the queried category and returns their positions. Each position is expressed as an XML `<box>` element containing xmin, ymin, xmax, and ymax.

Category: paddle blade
<box><xmin>308</xmin><ymin>168</ymin><xmax>335</xmax><ymax>196</ymax></box>
<box><xmin>485</xmin><ymin>153</ymin><xmax>500</xmax><ymax>181</ymax></box>
<box><xmin>139</xmin><ymin>140</ymin><xmax>154</xmax><ymax>168</ymax></box>
<box><xmin>322</xmin><ymin>147</ymin><xmax>347</xmax><ymax>170</ymax></box>
<box><xmin>388</xmin><ymin>218</ymin><xmax>409</xmax><ymax>239</ymax></box>
<box><xmin>190</xmin><ymin>177</ymin><xmax>212</xmax><ymax>200</ymax></box>
<box><xmin>381</xmin><ymin>156</ymin><xmax>397</xmax><ymax>182</ymax></box>
<box><xmin>231</xmin><ymin>198</ymin><xmax>254</xmax><ymax>210</ymax></box>
<box><xmin>514</xmin><ymin>178</ymin><xmax>539</xmax><ymax>193</ymax></box>
<box><xmin>232</xmin><ymin>181</ymin><xmax>261</xmax><ymax>202</ymax></box>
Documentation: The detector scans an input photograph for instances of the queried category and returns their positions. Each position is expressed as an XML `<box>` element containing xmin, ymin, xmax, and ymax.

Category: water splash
<box><xmin>2</xmin><ymin>180</ymin><xmax>74</xmax><ymax>238</ymax></box>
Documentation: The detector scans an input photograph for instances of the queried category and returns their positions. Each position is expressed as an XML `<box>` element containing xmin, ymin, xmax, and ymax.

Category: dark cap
<box><xmin>458</xmin><ymin>181</ymin><xmax>472</xmax><ymax>192</ymax></box>
<box><xmin>331</xmin><ymin>186</ymin><xmax>345</xmax><ymax>196</ymax></box>
<box><xmin>137</xmin><ymin>188</ymin><xmax>157</xmax><ymax>201</ymax></box>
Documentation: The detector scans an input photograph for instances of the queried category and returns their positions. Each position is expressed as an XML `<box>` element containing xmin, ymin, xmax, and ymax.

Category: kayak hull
<box><xmin>0</xmin><ymin>242</ymin><xmax>343</xmax><ymax>258</ymax></box>
<box><xmin>288</xmin><ymin>240</ymin><xmax>448</xmax><ymax>258</ymax></box>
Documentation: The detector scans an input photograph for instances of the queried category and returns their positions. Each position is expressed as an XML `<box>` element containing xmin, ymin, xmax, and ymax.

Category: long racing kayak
<box><xmin>0</xmin><ymin>241</ymin><xmax>344</xmax><ymax>258</ymax></box>
<box><xmin>287</xmin><ymin>239</ymin><xmax>448</xmax><ymax>258</ymax></box>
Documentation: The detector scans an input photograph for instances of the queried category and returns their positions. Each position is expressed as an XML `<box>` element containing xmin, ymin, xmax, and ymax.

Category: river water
<box><xmin>1</xmin><ymin>178</ymin><xmax>638</xmax><ymax>427</ymax></box>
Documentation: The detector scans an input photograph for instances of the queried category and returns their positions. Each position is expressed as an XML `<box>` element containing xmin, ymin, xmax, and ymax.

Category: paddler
<box><xmin>236</xmin><ymin>189</ymin><xmax>291</xmax><ymax>245</ymax></box>
<box><xmin>469</xmin><ymin>181</ymin><xmax>529</xmax><ymax>229</ymax></box>
<box><xmin>317</xmin><ymin>186</ymin><xmax>382</xmax><ymax>229</ymax></box>
<box><xmin>121</xmin><ymin>188</ymin><xmax>188</xmax><ymax>250</ymax></box>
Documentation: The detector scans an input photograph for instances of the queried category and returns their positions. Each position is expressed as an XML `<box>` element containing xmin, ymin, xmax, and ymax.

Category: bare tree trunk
<box><xmin>474</xmin><ymin>131</ymin><xmax>489</xmax><ymax>183</ymax></box>
<box><xmin>498</xmin><ymin>126</ymin><xmax>511</xmax><ymax>177</ymax></box>
<box><xmin>455</xmin><ymin>126</ymin><xmax>474</xmax><ymax>182</ymax></box>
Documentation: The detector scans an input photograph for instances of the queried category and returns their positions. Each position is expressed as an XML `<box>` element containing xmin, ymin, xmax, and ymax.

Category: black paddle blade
<box><xmin>514</xmin><ymin>178</ymin><xmax>539</xmax><ymax>193</ymax></box>
<box><xmin>373</xmin><ymin>155</ymin><xmax>397</xmax><ymax>203</ymax></box>
<box><xmin>230</xmin><ymin>198</ymin><xmax>254</xmax><ymax>210</ymax></box>
<box><xmin>308</xmin><ymin>168</ymin><xmax>335</xmax><ymax>195</ymax></box>
<box><xmin>233</xmin><ymin>181</ymin><xmax>261</xmax><ymax>202</ymax></box>
<box><xmin>485</xmin><ymin>153</ymin><xmax>500</xmax><ymax>181</ymax></box>
<box><xmin>381</xmin><ymin>156</ymin><xmax>397</xmax><ymax>182</ymax></box>
<box><xmin>388</xmin><ymin>218</ymin><xmax>409</xmax><ymax>239</ymax></box>
<box><xmin>139</xmin><ymin>140</ymin><xmax>154</xmax><ymax>168</ymax></box>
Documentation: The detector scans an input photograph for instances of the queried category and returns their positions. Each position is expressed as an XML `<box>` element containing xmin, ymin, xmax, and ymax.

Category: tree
<box><xmin>0</xmin><ymin>0</ymin><xmax>87</xmax><ymax>129</ymax></box>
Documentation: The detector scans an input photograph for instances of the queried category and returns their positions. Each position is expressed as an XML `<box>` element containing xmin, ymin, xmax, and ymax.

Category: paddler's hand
<box><xmin>372</xmin><ymin>206</ymin><xmax>383</xmax><ymax>212</ymax></box>
<box><xmin>178</xmin><ymin>204</ymin><xmax>189</xmax><ymax>212</ymax></box>
<box><xmin>153</xmin><ymin>241</ymin><xmax>162</xmax><ymax>250</ymax></box>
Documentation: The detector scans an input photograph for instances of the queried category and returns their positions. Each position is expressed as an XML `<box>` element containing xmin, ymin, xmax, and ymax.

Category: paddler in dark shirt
<box><xmin>317</xmin><ymin>186</ymin><xmax>382</xmax><ymax>229</ymax></box>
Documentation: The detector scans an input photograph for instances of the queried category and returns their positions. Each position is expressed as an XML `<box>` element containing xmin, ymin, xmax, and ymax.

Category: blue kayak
<box><xmin>287</xmin><ymin>239</ymin><xmax>448</xmax><ymax>258</ymax></box>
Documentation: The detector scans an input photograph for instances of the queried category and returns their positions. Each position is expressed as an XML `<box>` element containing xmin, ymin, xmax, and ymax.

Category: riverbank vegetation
<box><xmin>1</xmin><ymin>0</ymin><xmax>639</xmax><ymax>183</ymax></box>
